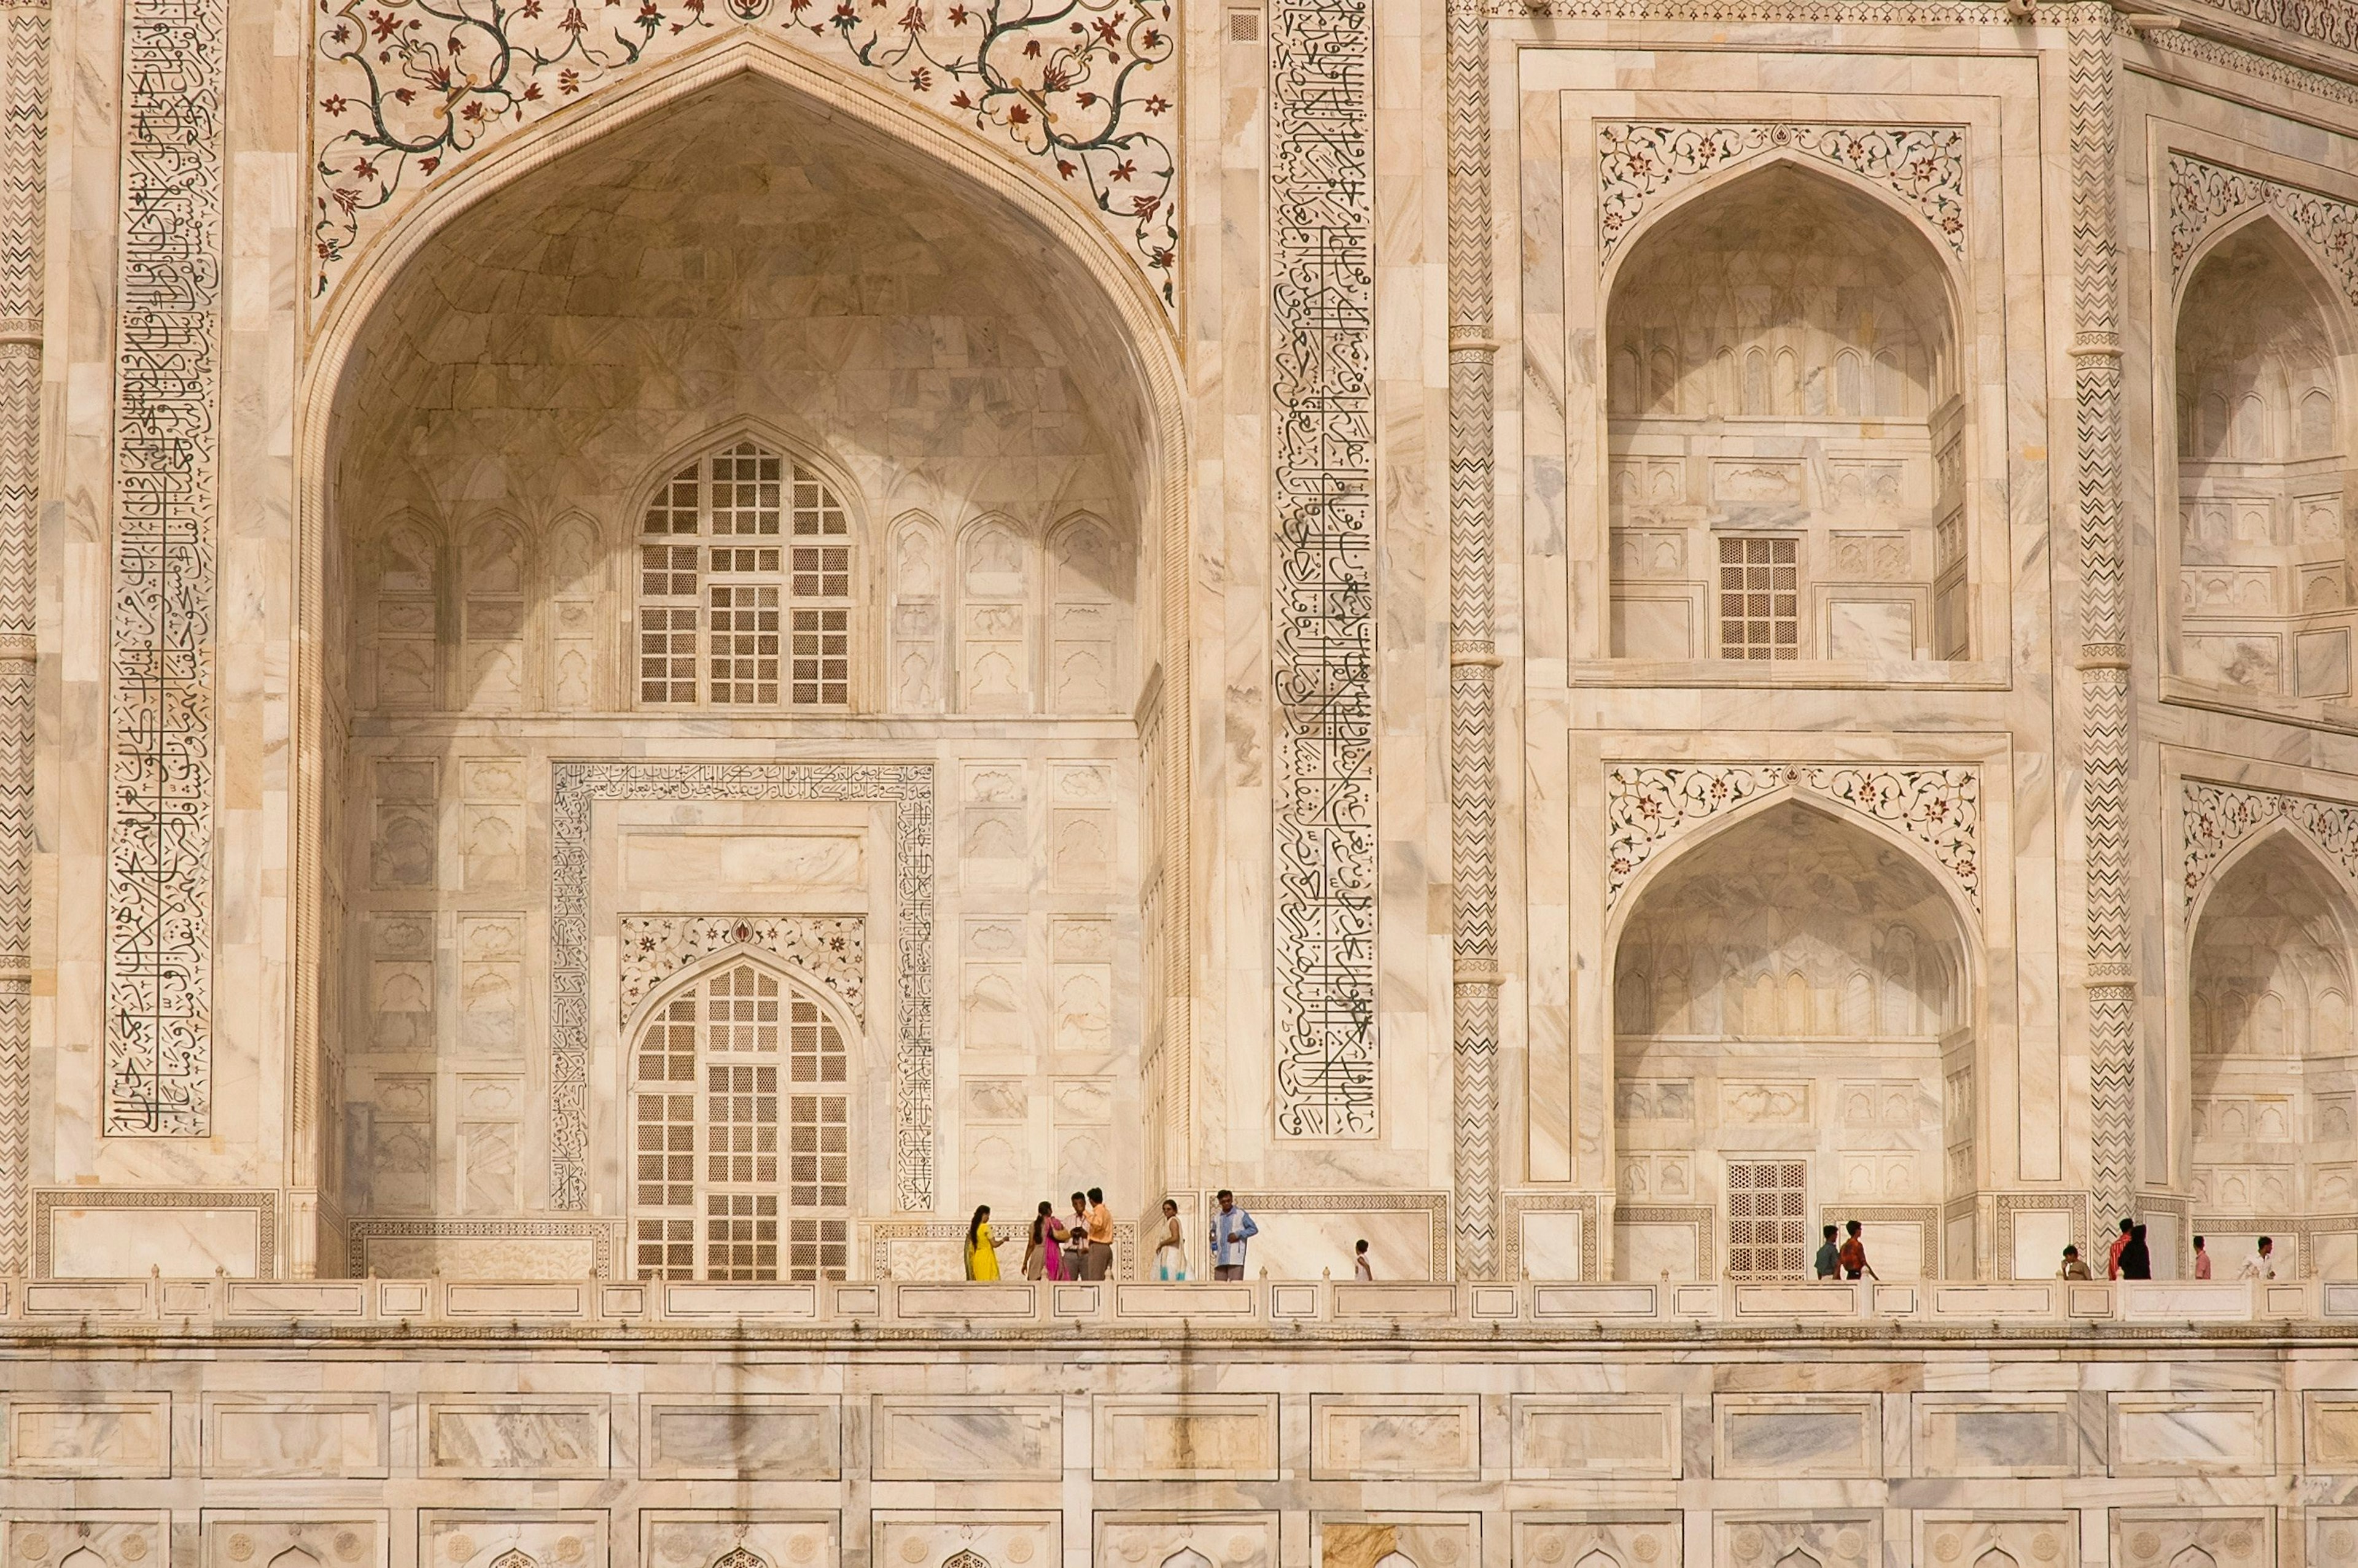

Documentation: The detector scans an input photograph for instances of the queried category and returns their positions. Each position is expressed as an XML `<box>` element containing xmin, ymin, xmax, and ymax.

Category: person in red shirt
<box><xmin>1837</xmin><ymin>1219</ymin><xmax>1877</xmax><ymax>1280</ymax></box>
<box><xmin>2106</xmin><ymin>1217</ymin><xmax>2133</xmax><ymax>1279</ymax></box>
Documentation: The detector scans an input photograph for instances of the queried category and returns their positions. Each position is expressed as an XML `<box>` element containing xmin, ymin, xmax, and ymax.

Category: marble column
<box><xmin>1447</xmin><ymin>0</ymin><xmax>1502</xmax><ymax>1278</ymax></box>
<box><xmin>2069</xmin><ymin>3</ymin><xmax>2135</xmax><ymax>1221</ymax></box>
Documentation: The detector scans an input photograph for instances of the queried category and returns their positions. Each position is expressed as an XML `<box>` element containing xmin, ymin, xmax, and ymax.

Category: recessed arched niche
<box><xmin>1610</xmin><ymin>800</ymin><xmax>1974</xmax><ymax>1281</ymax></box>
<box><xmin>1604</xmin><ymin>163</ymin><xmax>1967</xmax><ymax>668</ymax></box>
<box><xmin>2174</xmin><ymin>220</ymin><xmax>2357</xmax><ymax>708</ymax></box>
<box><xmin>2187</xmin><ymin>832</ymin><xmax>2358</xmax><ymax>1270</ymax></box>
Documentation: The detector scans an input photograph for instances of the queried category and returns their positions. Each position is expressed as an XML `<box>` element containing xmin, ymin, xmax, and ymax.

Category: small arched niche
<box><xmin>1610</xmin><ymin>799</ymin><xmax>1972</xmax><ymax>1280</ymax></box>
<box><xmin>2189</xmin><ymin>832</ymin><xmax>2358</xmax><ymax>1260</ymax></box>
<box><xmin>2176</xmin><ymin>220</ymin><xmax>2357</xmax><ymax>706</ymax></box>
<box><xmin>1605</xmin><ymin>163</ymin><xmax>1967</xmax><ymax>666</ymax></box>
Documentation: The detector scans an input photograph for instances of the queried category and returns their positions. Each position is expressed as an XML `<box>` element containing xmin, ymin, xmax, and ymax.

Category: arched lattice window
<box><xmin>631</xmin><ymin>960</ymin><xmax>851</xmax><ymax>1280</ymax></box>
<box><xmin>637</xmin><ymin>439</ymin><xmax>854</xmax><ymax>708</ymax></box>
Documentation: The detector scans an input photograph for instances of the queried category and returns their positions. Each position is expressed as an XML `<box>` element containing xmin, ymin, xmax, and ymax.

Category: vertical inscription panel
<box><xmin>1269</xmin><ymin>0</ymin><xmax>1378</xmax><ymax>1139</ymax></box>
<box><xmin>104</xmin><ymin>0</ymin><xmax>226</xmax><ymax>1135</ymax></box>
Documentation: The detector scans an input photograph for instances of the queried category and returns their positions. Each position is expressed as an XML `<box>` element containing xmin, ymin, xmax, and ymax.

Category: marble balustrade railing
<box><xmin>0</xmin><ymin>1275</ymin><xmax>2343</xmax><ymax>1333</ymax></box>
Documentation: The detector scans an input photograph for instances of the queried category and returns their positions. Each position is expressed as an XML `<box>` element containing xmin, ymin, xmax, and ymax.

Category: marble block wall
<box><xmin>0</xmin><ymin>1328</ymin><xmax>2355</xmax><ymax>1566</ymax></box>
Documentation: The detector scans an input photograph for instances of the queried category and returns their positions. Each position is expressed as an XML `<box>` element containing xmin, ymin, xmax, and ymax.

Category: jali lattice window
<box><xmin>1717</xmin><ymin>535</ymin><xmax>1799</xmax><ymax>660</ymax></box>
<box><xmin>1724</xmin><ymin>1159</ymin><xmax>1808</xmax><ymax>1278</ymax></box>
<box><xmin>638</xmin><ymin>440</ymin><xmax>853</xmax><ymax>707</ymax></box>
<box><xmin>632</xmin><ymin>960</ymin><xmax>851</xmax><ymax>1281</ymax></box>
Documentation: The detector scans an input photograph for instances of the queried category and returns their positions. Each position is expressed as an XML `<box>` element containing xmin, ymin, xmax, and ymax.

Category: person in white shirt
<box><xmin>1352</xmin><ymin>1238</ymin><xmax>1372</xmax><ymax>1281</ymax></box>
<box><xmin>2240</xmin><ymin>1235</ymin><xmax>2279</xmax><ymax>1280</ymax></box>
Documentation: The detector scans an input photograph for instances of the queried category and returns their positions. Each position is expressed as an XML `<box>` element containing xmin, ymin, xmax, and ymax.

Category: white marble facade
<box><xmin>21</xmin><ymin>0</ymin><xmax>2358</xmax><ymax>1286</ymax></box>
<box><xmin>21</xmin><ymin>0</ymin><xmax>2358</xmax><ymax>1530</ymax></box>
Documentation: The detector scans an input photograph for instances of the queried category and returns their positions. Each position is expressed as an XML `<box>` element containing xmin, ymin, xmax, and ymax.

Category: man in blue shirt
<box><xmin>1210</xmin><ymin>1189</ymin><xmax>1258</xmax><ymax>1280</ymax></box>
<box><xmin>1812</xmin><ymin>1224</ymin><xmax>1840</xmax><ymax>1280</ymax></box>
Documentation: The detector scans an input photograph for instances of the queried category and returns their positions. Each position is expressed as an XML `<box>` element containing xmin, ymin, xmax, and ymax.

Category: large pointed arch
<box><xmin>289</xmin><ymin>37</ymin><xmax>1194</xmax><ymax>1259</ymax></box>
<box><xmin>2174</xmin><ymin>204</ymin><xmax>2358</xmax><ymax>334</ymax></box>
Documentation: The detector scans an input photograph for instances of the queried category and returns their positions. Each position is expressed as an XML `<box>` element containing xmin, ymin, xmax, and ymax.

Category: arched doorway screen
<box><xmin>631</xmin><ymin>958</ymin><xmax>850</xmax><ymax>1281</ymax></box>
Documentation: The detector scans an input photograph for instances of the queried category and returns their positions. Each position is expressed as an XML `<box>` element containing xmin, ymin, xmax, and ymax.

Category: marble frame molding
<box><xmin>1501</xmin><ymin>1192</ymin><xmax>1601</xmax><ymax>1283</ymax></box>
<box><xmin>289</xmin><ymin>32</ymin><xmax>1193</xmax><ymax>1257</ymax></box>
<box><xmin>31</xmin><ymin>1189</ymin><xmax>281</xmax><ymax>1281</ymax></box>
<box><xmin>548</xmin><ymin>763</ymin><xmax>932</xmax><ymax>1216</ymax></box>
<box><xmin>1549</xmin><ymin>82</ymin><xmax>2024</xmax><ymax>686</ymax></box>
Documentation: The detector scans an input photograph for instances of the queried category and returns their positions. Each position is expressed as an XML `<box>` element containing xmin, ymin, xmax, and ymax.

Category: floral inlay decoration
<box><xmin>313</xmin><ymin>0</ymin><xmax>1179</xmax><ymax>311</ymax></box>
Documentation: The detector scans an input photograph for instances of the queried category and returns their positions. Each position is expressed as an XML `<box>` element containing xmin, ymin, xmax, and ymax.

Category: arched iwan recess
<box><xmin>1605</xmin><ymin>162</ymin><xmax>1968</xmax><ymax>666</ymax></box>
<box><xmin>292</xmin><ymin>48</ymin><xmax>1188</xmax><ymax>1278</ymax></box>
<box><xmin>1610</xmin><ymin>799</ymin><xmax>1976</xmax><ymax>1281</ymax></box>
<box><xmin>2174</xmin><ymin>216</ymin><xmax>2358</xmax><ymax>706</ymax></box>
<box><xmin>2187</xmin><ymin>829</ymin><xmax>2358</xmax><ymax>1274</ymax></box>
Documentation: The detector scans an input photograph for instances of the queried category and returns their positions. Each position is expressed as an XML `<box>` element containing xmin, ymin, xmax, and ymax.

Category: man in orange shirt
<box><xmin>1837</xmin><ymin>1219</ymin><xmax>1877</xmax><ymax>1281</ymax></box>
<box><xmin>1084</xmin><ymin>1187</ymin><xmax>1115</xmax><ymax>1281</ymax></box>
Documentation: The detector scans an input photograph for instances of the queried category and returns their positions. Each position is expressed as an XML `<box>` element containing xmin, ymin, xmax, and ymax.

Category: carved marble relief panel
<box><xmin>1514</xmin><ymin>1517</ymin><xmax>1680</xmax><ymax>1568</ymax></box>
<box><xmin>419</xmin><ymin>1514</ymin><xmax>604</xmax><ymax>1568</ymax></box>
<box><xmin>198</xmin><ymin>1516</ymin><xmax>387</xmax><ymax>1568</ymax></box>
<box><xmin>1095</xmin><ymin>1515</ymin><xmax>1277</xmax><ymax>1568</ymax></box>
<box><xmin>4</xmin><ymin>1518</ymin><xmax>170</xmax><ymax>1568</ymax></box>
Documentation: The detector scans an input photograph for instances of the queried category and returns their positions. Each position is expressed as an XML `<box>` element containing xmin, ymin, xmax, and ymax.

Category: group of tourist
<box><xmin>1810</xmin><ymin>1220</ymin><xmax>1879</xmax><ymax>1280</ymax></box>
<box><xmin>960</xmin><ymin>1189</ymin><xmax>1272</xmax><ymax>1283</ymax></box>
<box><xmin>2055</xmin><ymin>1218</ymin><xmax>2281</xmax><ymax>1279</ymax></box>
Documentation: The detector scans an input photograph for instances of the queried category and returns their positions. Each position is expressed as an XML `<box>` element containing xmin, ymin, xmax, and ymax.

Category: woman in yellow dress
<box><xmin>964</xmin><ymin>1205</ymin><xmax>1000</xmax><ymax>1281</ymax></box>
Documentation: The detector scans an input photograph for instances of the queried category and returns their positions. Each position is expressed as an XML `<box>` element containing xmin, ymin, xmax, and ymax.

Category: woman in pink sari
<box><xmin>1023</xmin><ymin>1200</ymin><xmax>1073</xmax><ymax>1281</ymax></box>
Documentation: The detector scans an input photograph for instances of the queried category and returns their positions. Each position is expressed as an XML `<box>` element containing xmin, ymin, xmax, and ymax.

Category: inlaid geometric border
<box><xmin>1501</xmin><ymin>1192</ymin><xmax>1600</xmax><ymax>1283</ymax></box>
<box><xmin>32</xmin><ymin>1189</ymin><xmax>279</xmax><ymax>1281</ymax></box>
<box><xmin>1992</xmin><ymin>1191</ymin><xmax>2088</xmax><ymax>1281</ymax></box>
<box><xmin>1818</xmin><ymin>1202</ymin><xmax>1942</xmax><ymax>1280</ymax></box>
<box><xmin>1611</xmin><ymin>1203</ymin><xmax>1714</xmax><ymax>1281</ymax></box>
<box><xmin>547</xmin><ymin>763</ymin><xmax>933</xmax><ymax>1213</ymax></box>
<box><xmin>346</xmin><ymin>1217</ymin><xmax>618</xmax><ymax>1279</ymax></box>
